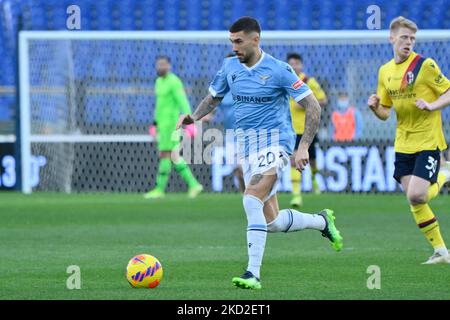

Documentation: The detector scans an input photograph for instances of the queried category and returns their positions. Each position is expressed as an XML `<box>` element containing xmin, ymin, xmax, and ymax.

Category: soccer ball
<box><xmin>126</xmin><ymin>254</ymin><xmax>163</xmax><ymax>288</ymax></box>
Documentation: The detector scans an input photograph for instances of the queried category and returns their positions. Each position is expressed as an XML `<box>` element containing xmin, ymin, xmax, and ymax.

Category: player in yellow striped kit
<box><xmin>287</xmin><ymin>53</ymin><xmax>328</xmax><ymax>207</ymax></box>
<box><xmin>368</xmin><ymin>17</ymin><xmax>450</xmax><ymax>264</ymax></box>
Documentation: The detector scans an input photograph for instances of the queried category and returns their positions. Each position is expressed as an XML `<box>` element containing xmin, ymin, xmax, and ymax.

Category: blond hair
<box><xmin>390</xmin><ymin>16</ymin><xmax>418</xmax><ymax>33</ymax></box>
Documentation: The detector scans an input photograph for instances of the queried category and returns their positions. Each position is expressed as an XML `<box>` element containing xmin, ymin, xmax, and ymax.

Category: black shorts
<box><xmin>393</xmin><ymin>149</ymin><xmax>441</xmax><ymax>184</ymax></box>
<box><xmin>294</xmin><ymin>134</ymin><xmax>318</xmax><ymax>160</ymax></box>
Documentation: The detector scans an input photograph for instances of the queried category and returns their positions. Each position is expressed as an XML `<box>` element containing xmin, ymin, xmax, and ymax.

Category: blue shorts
<box><xmin>393</xmin><ymin>149</ymin><xmax>441</xmax><ymax>184</ymax></box>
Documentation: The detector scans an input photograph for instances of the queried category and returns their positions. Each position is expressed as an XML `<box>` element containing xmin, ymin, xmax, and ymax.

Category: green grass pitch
<box><xmin>0</xmin><ymin>192</ymin><xmax>449</xmax><ymax>300</ymax></box>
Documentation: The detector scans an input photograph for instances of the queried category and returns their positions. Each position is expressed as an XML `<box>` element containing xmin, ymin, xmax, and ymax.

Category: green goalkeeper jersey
<box><xmin>154</xmin><ymin>72</ymin><xmax>191</xmax><ymax>125</ymax></box>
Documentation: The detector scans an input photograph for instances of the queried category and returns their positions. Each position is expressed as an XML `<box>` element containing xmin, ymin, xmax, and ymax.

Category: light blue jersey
<box><xmin>218</xmin><ymin>92</ymin><xmax>235</xmax><ymax>130</ymax></box>
<box><xmin>209</xmin><ymin>51</ymin><xmax>312</xmax><ymax>157</ymax></box>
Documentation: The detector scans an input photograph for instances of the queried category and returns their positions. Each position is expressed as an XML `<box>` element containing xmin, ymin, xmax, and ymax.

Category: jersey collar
<box><xmin>395</xmin><ymin>51</ymin><xmax>416</xmax><ymax>65</ymax></box>
<box><xmin>241</xmin><ymin>49</ymin><xmax>265</xmax><ymax>71</ymax></box>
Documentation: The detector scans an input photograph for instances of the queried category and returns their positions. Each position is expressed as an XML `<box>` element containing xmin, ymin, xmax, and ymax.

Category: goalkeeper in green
<box><xmin>144</xmin><ymin>55</ymin><xmax>203</xmax><ymax>199</ymax></box>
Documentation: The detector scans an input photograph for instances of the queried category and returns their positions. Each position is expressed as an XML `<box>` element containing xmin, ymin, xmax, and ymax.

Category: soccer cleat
<box><xmin>143</xmin><ymin>189</ymin><xmax>165</xmax><ymax>199</ymax></box>
<box><xmin>188</xmin><ymin>184</ymin><xmax>203</xmax><ymax>199</ymax></box>
<box><xmin>312</xmin><ymin>180</ymin><xmax>321</xmax><ymax>195</ymax></box>
<box><xmin>318</xmin><ymin>209</ymin><xmax>343</xmax><ymax>252</ymax></box>
<box><xmin>290</xmin><ymin>195</ymin><xmax>303</xmax><ymax>207</ymax></box>
<box><xmin>232</xmin><ymin>271</ymin><xmax>261</xmax><ymax>290</ymax></box>
<box><xmin>421</xmin><ymin>252</ymin><xmax>450</xmax><ymax>265</ymax></box>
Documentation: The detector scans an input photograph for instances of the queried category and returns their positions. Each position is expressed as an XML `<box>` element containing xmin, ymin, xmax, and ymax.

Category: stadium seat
<box><xmin>445</xmin><ymin>7</ymin><xmax>450</xmax><ymax>29</ymax></box>
<box><xmin>84</xmin><ymin>96</ymin><xmax>105</xmax><ymax>124</ymax></box>
<box><xmin>338</xmin><ymin>0</ymin><xmax>357</xmax><ymax>29</ymax></box>
<box><xmin>208</xmin><ymin>1</ymin><xmax>224</xmax><ymax>30</ymax></box>
<box><xmin>134</xmin><ymin>94</ymin><xmax>154</xmax><ymax>124</ymax></box>
<box><xmin>108</xmin><ymin>96</ymin><xmax>128</xmax><ymax>124</ymax></box>
<box><xmin>230</xmin><ymin>0</ymin><xmax>244</xmax><ymax>25</ymax></box>
<box><xmin>274</xmin><ymin>0</ymin><xmax>289</xmax><ymax>30</ymax></box>
<box><xmin>249</xmin><ymin>0</ymin><xmax>268</xmax><ymax>29</ymax></box>
<box><xmin>0</xmin><ymin>99</ymin><xmax>14</xmax><ymax>121</ymax></box>
<box><xmin>138</xmin><ymin>0</ymin><xmax>157</xmax><ymax>30</ymax></box>
<box><xmin>185</xmin><ymin>0</ymin><xmax>202</xmax><ymax>30</ymax></box>
<box><xmin>318</xmin><ymin>1</ymin><xmax>336</xmax><ymax>29</ymax></box>
<box><xmin>162</xmin><ymin>0</ymin><xmax>180</xmax><ymax>30</ymax></box>
<box><xmin>22</xmin><ymin>0</ymin><xmax>47</xmax><ymax>30</ymax></box>
<box><xmin>295</xmin><ymin>0</ymin><xmax>313</xmax><ymax>30</ymax></box>
<box><xmin>407</xmin><ymin>2</ymin><xmax>425</xmax><ymax>24</ymax></box>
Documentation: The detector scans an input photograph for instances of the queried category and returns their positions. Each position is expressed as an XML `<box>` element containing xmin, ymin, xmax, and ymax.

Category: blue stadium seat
<box><xmin>274</xmin><ymin>0</ymin><xmax>289</xmax><ymax>30</ymax></box>
<box><xmin>0</xmin><ymin>99</ymin><xmax>14</xmax><ymax>121</ymax></box>
<box><xmin>84</xmin><ymin>96</ymin><xmax>105</xmax><ymax>124</ymax></box>
<box><xmin>445</xmin><ymin>7</ymin><xmax>450</xmax><ymax>29</ymax></box>
<box><xmin>185</xmin><ymin>0</ymin><xmax>202</xmax><ymax>30</ymax></box>
<box><xmin>44</xmin><ymin>2</ymin><xmax>68</xmax><ymax>30</ymax></box>
<box><xmin>2</xmin><ymin>55</ymin><xmax>15</xmax><ymax>86</ymax></box>
<box><xmin>163</xmin><ymin>0</ymin><xmax>180</xmax><ymax>30</ymax></box>
<box><xmin>338</xmin><ymin>0</ymin><xmax>357</xmax><ymax>29</ymax></box>
<box><xmin>134</xmin><ymin>95</ymin><xmax>154</xmax><ymax>124</ymax></box>
<box><xmin>247</xmin><ymin>0</ymin><xmax>267</xmax><ymax>29</ymax></box>
<box><xmin>138</xmin><ymin>0</ymin><xmax>157</xmax><ymax>30</ymax></box>
<box><xmin>295</xmin><ymin>0</ymin><xmax>313</xmax><ymax>30</ymax></box>
<box><xmin>428</xmin><ymin>1</ymin><xmax>445</xmax><ymax>28</ymax></box>
<box><xmin>108</xmin><ymin>96</ymin><xmax>128</xmax><ymax>124</ymax></box>
<box><xmin>407</xmin><ymin>1</ymin><xmax>425</xmax><ymax>24</ymax></box>
<box><xmin>22</xmin><ymin>0</ymin><xmax>47</xmax><ymax>30</ymax></box>
<box><xmin>230</xmin><ymin>0</ymin><xmax>244</xmax><ymax>24</ymax></box>
<box><xmin>318</xmin><ymin>1</ymin><xmax>336</xmax><ymax>30</ymax></box>
<box><xmin>208</xmin><ymin>0</ymin><xmax>224</xmax><ymax>30</ymax></box>
<box><xmin>397</xmin><ymin>4</ymin><xmax>412</xmax><ymax>24</ymax></box>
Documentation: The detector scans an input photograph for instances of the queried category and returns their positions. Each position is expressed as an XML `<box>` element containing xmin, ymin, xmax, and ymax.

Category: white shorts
<box><xmin>241</xmin><ymin>146</ymin><xmax>290</xmax><ymax>202</ymax></box>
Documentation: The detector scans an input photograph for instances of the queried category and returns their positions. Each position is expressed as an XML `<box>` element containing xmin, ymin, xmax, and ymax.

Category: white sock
<box><xmin>243</xmin><ymin>195</ymin><xmax>267</xmax><ymax>279</ymax></box>
<box><xmin>267</xmin><ymin>209</ymin><xmax>326</xmax><ymax>233</ymax></box>
<box><xmin>435</xmin><ymin>246</ymin><xmax>448</xmax><ymax>256</ymax></box>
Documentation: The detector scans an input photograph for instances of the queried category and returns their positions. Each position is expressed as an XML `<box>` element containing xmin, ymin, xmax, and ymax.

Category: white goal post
<box><xmin>18</xmin><ymin>30</ymin><xmax>450</xmax><ymax>194</ymax></box>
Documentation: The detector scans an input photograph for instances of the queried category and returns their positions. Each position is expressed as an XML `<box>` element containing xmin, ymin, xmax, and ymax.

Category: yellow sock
<box><xmin>311</xmin><ymin>168</ymin><xmax>318</xmax><ymax>183</ymax></box>
<box><xmin>410</xmin><ymin>203</ymin><xmax>446</xmax><ymax>250</ymax></box>
<box><xmin>291</xmin><ymin>167</ymin><xmax>301</xmax><ymax>196</ymax></box>
<box><xmin>428</xmin><ymin>172</ymin><xmax>446</xmax><ymax>201</ymax></box>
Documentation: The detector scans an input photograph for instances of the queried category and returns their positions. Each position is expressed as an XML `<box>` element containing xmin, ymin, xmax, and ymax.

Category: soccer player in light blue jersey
<box><xmin>211</xmin><ymin>53</ymin><xmax>245</xmax><ymax>192</ymax></box>
<box><xmin>217</xmin><ymin>90</ymin><xmax>245</xmax><ymax>192</ymax></box>
<box><xmin>177</xmin><ymin>17</ymin><xmax>343</xmax><ymax>290</ymax></box>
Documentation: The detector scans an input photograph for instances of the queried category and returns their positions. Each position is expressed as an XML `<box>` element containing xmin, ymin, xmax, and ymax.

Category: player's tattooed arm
<box><xmin>299</xmin><ymin>93</ymin><xmax>321</xmax><ymax>147</ymax></box>
<box><xmin>176</xmin><ymin>94</ymin><xmax>222</xmax><ymax>128</ymax></box>
<box><xmin>294</xmin><ymin>94</ymin><xmax>320</xmax><ymax>171</ymax></box>
<box><xmin>192</xmin><ymin>94</ymin><xmax>223</xmax><ymax>121</ymax></box>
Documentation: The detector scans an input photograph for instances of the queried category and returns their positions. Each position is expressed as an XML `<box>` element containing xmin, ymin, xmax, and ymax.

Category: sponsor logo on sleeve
<box><xmin>292</xmin><ymin>79</ymin><xmax>304</xmax><ymax>90</ymax></box>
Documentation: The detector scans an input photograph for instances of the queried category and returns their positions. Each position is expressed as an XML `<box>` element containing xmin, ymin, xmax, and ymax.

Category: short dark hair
<box><xmin>229</xmin><ymin>16</ymin><xmax>261</xmax><ymax>34</ymax></box>
<box><xmin>287</xmin><ymin>52</ymin><xmax>303</xmax><ymax>63</ymax></box>
<box><xmin>156</xmin><ymin>55</ymin><xmax>170</xmax><ymax>63</ymax></box>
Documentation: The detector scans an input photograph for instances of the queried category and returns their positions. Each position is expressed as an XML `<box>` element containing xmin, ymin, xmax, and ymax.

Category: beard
<box><xmin>237</xmin><ymin>53</ymin><xmax>249</xmax><ymax>64</ymax></box>
<box><xmin>157</xmin><ymin>70</ymin><xmax>167</xmax><ymax>77</ymax></box>
<box><xmin>237</xmin><ymin>56</ymin><xmax>247</xmax><ymax>63</ymax></box>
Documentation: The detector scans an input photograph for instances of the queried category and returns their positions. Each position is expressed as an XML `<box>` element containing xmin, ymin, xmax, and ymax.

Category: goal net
<box><xmin>18</xmin><ymin>30</ymin><xmax>450</xmax><ymax>193</ymax></box>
